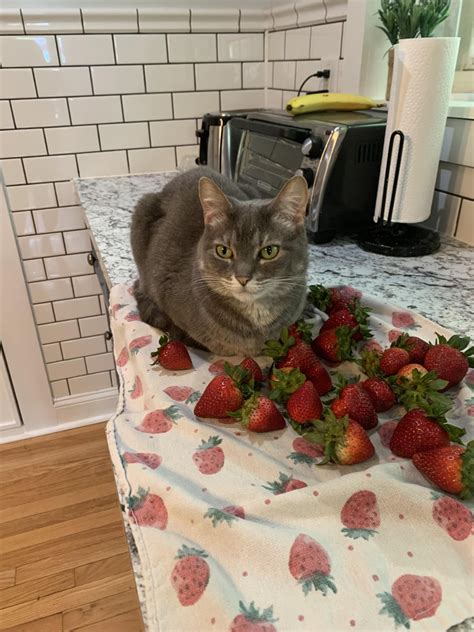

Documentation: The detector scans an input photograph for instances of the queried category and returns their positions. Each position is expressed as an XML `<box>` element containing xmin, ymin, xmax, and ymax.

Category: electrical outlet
<box><xmin>294</xmin><ymin>59</ymin><xmax>341</xmax><ymax>94</ymax></box>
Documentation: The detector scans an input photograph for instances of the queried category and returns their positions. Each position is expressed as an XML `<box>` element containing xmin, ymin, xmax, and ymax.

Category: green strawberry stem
<box><xmin>176</xmin><ymin>544</ymin><xmax>208</xmax><ymax>559</ymax></box>
<box><xmin>204</xmin><ymin>508</ymin><xmax>237</xmax><ymax>527</ymax></box>
<box><xmin>341</xmin><ymin>527</ymin><xmax>378</xmax><ymax>541</ymax></box>
<box><xmin>238</xmin><ymin>601</ymin><xmax>278</xmax><ymax>624</ymax></box>
<box><xmin>377</xmin><ymin>592</ymin><xmax>410</xmax><ymax>629</ymax></box>
<box><xmin>300</xmin><ymin>572</ymin><xmax>337</xmax><ymax>596</ymax></box>
<box><xmin>263</xmin><ymin>327</ymin><xmax>296</xmax><ymax>360</ymax></box>
<box><xmin>394</xmin><ymin>369</ymin><xmax>450</xmax><ymax>414</ymax></box>
<box><xmin>268</xmin><ymin>367</ymin><xmax>306</xmax><ymax>404</ymax></box>
<box><xmin>307</xmin><ymin>284</ymin><xmax>331</xmax><ymax>312</ymax></box>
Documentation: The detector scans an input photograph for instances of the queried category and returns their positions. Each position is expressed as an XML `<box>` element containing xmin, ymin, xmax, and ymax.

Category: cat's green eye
<box><xmin>216</xmin><ymin>245</ymin><xmax>233</xmax><ymax>259</ymax></box>
<box><xmin>259</xmin><ymin>245</ymin><xmax>280</xmax><ymax>260</ymax></box>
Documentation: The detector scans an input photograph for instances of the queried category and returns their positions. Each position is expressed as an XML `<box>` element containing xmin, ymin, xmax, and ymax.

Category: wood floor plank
<box><xmin>0</xmin><ymin>423</ymin><xmax>106</xmax><ymax>457</ymax></box>
<box><xmin>2</xmin><ymin>614</ymin><xmax>63</xmax><ymax>632</ymax></box>
<box><xmin>0</xmin><ymin>570</ymin><xmax>75</xmax><ymax>609</ymax></box>
<box><xmin>0</xmin><ymin>569</ymin><xmax>15</xmax><ymax>590</ymax></box>
<box><xmin>74</xmin><ymin>608</ymin><xmax>144</xmax><ymax>632</ymax></box>
<box><xmin>74</xmin><ymin>553</ymin><xmax>132</xmax><ymax>587</ymax></box>
<box><xmin>62</xmin><ymin>588</ymin><xmax>139</xmax><ymax>631</ymax></box>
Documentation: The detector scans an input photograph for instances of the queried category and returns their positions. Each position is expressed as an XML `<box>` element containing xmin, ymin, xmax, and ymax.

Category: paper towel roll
<box><xmin>374</xmin><ymin>37</ymin><xmax>460</xmax><ymax>224</ymax></box>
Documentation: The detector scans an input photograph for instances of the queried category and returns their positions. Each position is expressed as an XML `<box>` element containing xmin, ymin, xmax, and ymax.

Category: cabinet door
<box><xmin>0</xmin><ymin>346</ymin><xmax>22</xmax><ymax>430</ymax></box>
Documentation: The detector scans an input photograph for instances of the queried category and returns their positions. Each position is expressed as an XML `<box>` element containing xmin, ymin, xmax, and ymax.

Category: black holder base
<box><xmin>357</xmin><ymin>223</ymin><xmax>440</xmax><ymax>257</ymax></box>
<box><xmin>307</xmin><ymin>229</ymin><xmax>336</xmax><ymax>245</ymax></box>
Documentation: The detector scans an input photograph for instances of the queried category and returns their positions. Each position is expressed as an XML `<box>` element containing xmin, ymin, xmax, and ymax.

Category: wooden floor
<box><xmin>0</xmin><ymin>423</ymin><xmax>144</xmax><ymax>631</ymax></box>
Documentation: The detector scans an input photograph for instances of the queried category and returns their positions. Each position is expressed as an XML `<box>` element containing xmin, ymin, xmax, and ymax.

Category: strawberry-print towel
<box><xmin>106</xmin><ymin>284</ymin><xmax>474</xmax><ymax>632</ymax></box>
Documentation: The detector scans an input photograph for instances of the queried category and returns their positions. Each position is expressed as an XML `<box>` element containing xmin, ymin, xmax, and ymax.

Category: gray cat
<box><xmin>130</xmin><ymin>167</ymin><xmax>309</xmax><ymax>356</ymax></box>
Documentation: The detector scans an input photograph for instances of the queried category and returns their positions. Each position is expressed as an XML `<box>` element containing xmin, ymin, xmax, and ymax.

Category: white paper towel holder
<box><xmin>358</xmin><ymin>129</ymin><xmax>440</xmax><ymax>257</ymax></box>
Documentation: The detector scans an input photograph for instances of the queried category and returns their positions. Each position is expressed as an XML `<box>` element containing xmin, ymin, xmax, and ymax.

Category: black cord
<box><xmin>297</xmin><ymin>69</ymin><xmax>331</xmax><ymax>96</ymax></box>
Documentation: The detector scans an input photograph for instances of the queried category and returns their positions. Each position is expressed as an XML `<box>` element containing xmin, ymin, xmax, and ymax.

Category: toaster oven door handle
<box><xmin>307</xmin><ymin>125</ymin><xmax>347</xmax><ymax>233</ymax></box>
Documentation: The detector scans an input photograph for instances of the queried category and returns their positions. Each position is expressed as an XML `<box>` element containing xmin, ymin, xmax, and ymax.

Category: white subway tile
<box><xmin>24</xmin><ymin>155</ymin><xmax>78</xmax><ymax>183</ymax></box>
<box><xmin>72</xmin><ymin>274</ymin><xmax>101</xmax><ymax>297</ymax></box>
<box><xmin>110</xmin><ymin>371</ymin><xmax>117</xmax><ymax>388</ymax></box>
<box><xmin>138</xmin><ymin>8</ymin><xmax>190</xmax><ymax>33</ymax></box>
<box><xmin>240</xmin><ymin>9</ymin><xmax>270</xmax><ymax>32</ymax></box>
<box><xmin>295</xmin><ymin>0</ymin><xmax>326</xmax><ymax>27</ymax></box>
<box><xmin>47</xmin><ymin>358</ymin><xmax>86</xmax><ymax>381</ymax></box>
<box><xmin>23</xmin><ymin>258</ymin><xmax>46</xmax><ymax>282</ymax></box>
<box><xmin>243</xmin><ymin>62</ymin><xmax>266</xmax><ymax>89</ymax></box>
<box><xmin>54</xmin><ymin>295</ymin><xmax>100</xmax><ymax>321</ymax></box>
<box><xmin>29</xmin><ymin>278</ymin><xmax>73</xmax><ymax>303</ymax></box>
<box><xmin>18</xmin><ymin>232</ymin><xmax>64</xmax><ymax>259</ymax></box>
<box><xmin>172</xmin><ymin>91</ymin><xmax>219</xmax><ymax>119</ymax></box>
<box><xmin>0</xmin><ymin>129</ymin><xmax>46</xmax><ymax>159</ymax></box>
<box><xmin>282</xmin><ymin>89</ymin><xmax>298</xmax><ymax>104</ymax></box>
<box><xmin>441</xmin><ymin>119</ymin><xmax>474</xmax><ymax>168</ymax></box>
<box><xmin>145</xmin><ymin>64</ymin><xmax>194</xmax><ymax>92</ymax></box>
<box><xmin>424</xmin><ymin>190</ymin><xmax>461</xmax><ymax>237</ymax></box>
<box><xmin>51</xmin><ymin>380</ymin><xmax>69</xmax><ymax>398</ymax></box>
<box><xmin>12</xmin><ymin>98</ymin><xmax>70</xmax><ymax>128</ymax></box>
<box><xmin>272</xmin><ymin>4</ymin><xmax>298</xmax><ymax>29</ymax></box>
<box><xmin>295</xmin><ymin>60</ymin><xmax>328</xmax><ymax>92</ymax></box>
<box><xmin>195</xmin><ymin>63</ymin><xmax>241</xmax><ymax>90</ymax></box>
<box><xmin>272</xmin><ymin>61</ymin><xmax>296</xmax><ymax>90</ymax></box>
<box><xmin>0</xmin><ymin>69</ymin><xmax>36</xmax><ymax>98</ymax></box>
<box><xmin>63</xmin><ymin>229</ymin><xmax>91</xmax><ymax>254</ymax></box>
<box><xmin>176</xmin><ymin>144</ymin><xmax>198</xmax><ymax>169</ymax></box>
<box><xmin>266</xmin><ymin>89</ymin><xmax>283</xmax><ymax>109</ymax></box>
<box><xmin>218</xmin><ymin>33</ymin><xmax>264</xmax><ymax>62</ymax></box>
<box><xmin>0</xmin><ymin>159</ymin><xmax>25</xmax><ymax>185</ymax></box>
<box><xmin>150</xmin><ymin>119</ymin><xmax>196</xmax><ymax>147</ymax></box>
<box><xmin>99</xmin><ymin>122</ymin><xmax>149</xmax><ymax>151</ymax></box>
<box><xmin>34</xmin><ymin>206</ymin><xmax>85</xmax><ymax>233</ymax></box>
<box><xmin>0</xmin><ymin>101</ymin><xmax>14</xmax><ymax>129</ymax></box>
<box><xmin>23</xmin><ymin>9</ymin><xmax>82</xmax><ymax>34</ymax></box>
<box><xmin>325</xmin><ymin>0</ymin><xmax>348</xmax><ymax>22</ymax></box>
<box><xmin>191</xmin><ymin>9</ymin><xmax>238</xmax><ymax>32</ymax></box>
<box><xmin>0</xmin><ymin>9</ymin><xmax>23</xmax><ymax>34</ymax></box>
<box><xmin>55</xmin><ymin>181</ymin><xmax>79</xmax><ymax>206</ymax></box>
<box><xmin>82</xmin><ymin>8</ymin><xmax>138</xmax><ymax>33</ymax></box>
<box><xmin>61</xmin><ymin>334</ymin><xmax>105</xmax><ymax>359</ymax></box>
<box><xmin>455</xmin><ymin>198</ymin><xmax>474</xmax><ymax>246</ymax></box>
<box><xmin>310</xmin><ymin>22</ymin><xmax>343</xmax><ymax>59</ymax></box>
<box><xmin>91</xmin><ymin>66</ymin><xmax>144</xmax><ymax>95</ymax></box>
<box><xmin>68</xmin><ymin>96</ymin><xmax>122</xmax><ymax>125</ymax></box>
<box><xmin>12</xmin><ymin>211</ymin><xmax>35</xmax><ymax>236</ymax></box>
<box><xmin>100</xmin><ymin>295</ymin><xmax>107</xmax><ymax>317</ymax></box>
<box><xmin>79</xmin><ymin>314</ymin><xmax>108</xmax><ymax>337</ymax></box>
<box><xmin>123</xmin><ymin>94</ymin><xmax>172</xmax><ymax>122</ymax></box>
<box><xmin>128</xmin><ymin>147</ymin><xmax>176</xmax><ymax>174</ymax></box>
<box><xmin>57</xmin><ymin>35</ymin><xmax>114</xmax><ymax>66</ymax></box>
<box><xmin>0</xmin><ymin>35</ymin><xmax>58</xmax><ymax>67</ymax></box>
<box><xmin>436</xmin><ymin>162</ymin><xmax>474</xmax><ymax>200</ymax></box>
<box><xmin>86</xmin><ymin>352</ymin><xmax>115</xmax><ymax>374</ymax></box>
<box><xmin>220</xmin><ymin>89</ymin><xmax>265</xmax><ymax>110</ymax></box>
<box><xmin>268</xmin><ymin>31</ymin><xmax>285</xmax><ymax>61</ymax></box>
<box><xmin>42</xmin><ymin>342</ymin><xmax>62</xmax><ymax>363</ymax></box>
<box><xmin>35</xmin><ymin>68</ymin><xmax>92</xmax><ymax>97</ymax></box>
<box><xmin>45</xmin><ymin>253</ymin><xmax>93</xmax><ymax>278</ymax></box>
<box><xmin>45</xmin><ymin>126</ymin><xmax>99</xmax><ymax>154</ymax></box>
<box><xmin>168</xmin><ymin>34</ymin><xmax>216</xmax><ymax>63</ymax></box>
<box><xmin>77</xmin><ymin>151</ymin><xmax>128</xmax><ymax>177</ymax></box>
<box><xmin>7</xmin><ymin>183</ymin><xmax>56</xmax><ymax>211</ymax></box>
<box><xmin>38</xmin><ymin>319</ymin><xmax>79</xmax><ymax>344</ymax></box>
<box><xmin>68</xmin><ymin>371</ymin><xmax>111</xmax><ymax>395</ymax></box>
<box><xmin>114</xmin><ymin>34</ymin><xmax>167</xmax><ymax>64</ymax></box>
<box><xmin>33</xmin><ymin>302</ymin><xmax>54</xmax><ymax>325</ymax></box>
<box><xmin>285</xmin><ymin>27</ymin><xmax>311</xmax><ymax>59</ymax></box>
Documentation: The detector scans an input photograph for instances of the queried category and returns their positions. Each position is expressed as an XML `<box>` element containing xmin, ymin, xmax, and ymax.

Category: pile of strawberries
<box><xmin>150</xmin><ymin>285</ymin><xmax>473</xmax><ymax>499</ymax></box>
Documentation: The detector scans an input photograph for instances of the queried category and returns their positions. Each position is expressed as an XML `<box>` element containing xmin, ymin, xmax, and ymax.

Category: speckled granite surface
<box><xmin>75</xmin><ymin>172</ymin><xmax>474</xmax><ymax>338</ymax></box>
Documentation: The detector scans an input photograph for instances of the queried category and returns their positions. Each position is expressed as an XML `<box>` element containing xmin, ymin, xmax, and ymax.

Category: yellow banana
<box><xmin>286</xmin><ymin>93</ymin><xmax>383</xmax><ymax>115</ymax></box>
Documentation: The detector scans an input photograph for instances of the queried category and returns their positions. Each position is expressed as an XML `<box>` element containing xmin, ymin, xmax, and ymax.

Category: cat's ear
<box><xmin>198</xmin><ymin>177</ymin><xmax>231</xmax><ymax>226</ymax></box>
<box><xmin>270</xmin><ymin>175</ymin><xmax>308</xmax><ymax>226</ymax></box>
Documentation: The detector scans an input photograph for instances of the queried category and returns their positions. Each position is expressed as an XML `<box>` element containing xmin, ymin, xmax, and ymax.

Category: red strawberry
<box><xmin>164</xmin><ymin>386</ymin><xmax>200</xmax><ymax>403</ymax></box>
<box><xmin>308</xmin><ymin>284</ymin><xmax>361</xmax><ymax>315</ymax></box>
<box><xmin>393</xmin><ymin>368</ymin><xmax>450</xmax><ymax>414</ymax></box>
<box><xmin>378</xmin><ymin>574</ymin><xmax>442</xmax><ymax>626</ymax></box>
<box><xmin>412</xmin><ymin>442</ymin><xmax>474</xmax><ymax>497</ymax></box>
<box><xmin>128</xmin><ymin>376</ymin><xmax>143</xmax><ymax>399</ymax></box>
<box><xmin>288</xmin><ymin>319</ymin><xmax>313</xmax><ymax>344</ymax></box>
<box><xmin>287</xmin><ymin>436</ymin><xmax>324</xmax><ymax>465</ymax></box>
<box><xmin>379</xmin><ymin>347</ymin><xmax>410</xmax><ymax>376</ymax></box>
<box><xmin>319</xmin><ymin>301</ymin><xmax>371</xmax><ymax>341</ymax></box>
<box><xmin>194</xmin><ymin>366</ymin><xmax>248</xmax><ymax>419</ymax></box>
<box><xmin>311</xmin><ymin>326</ymin><xmax>355</xmax><ymax>364</ymax></box>
<box><xmin>264</xmin><ymin>472</ymin><xmax>307</xmax><ymax>494</ymax></box>
<box><xmin>431</xmin><ymin>493</ymin><xmax>472</xmax><ymax>541</ymax></box>
<box><xmin>288</xmin><ymin>534</ymin><xmax>336</xmax><ymax>595</ymax></box>
<box><xmin>151</xmin><ymin>335</ymin><xmax>192</xmax><ymax>370</ymax></box>
<box><xmin>171</xmin><ymin>545</ymin><xmax>209</xmax><ymax>606</ymax></box>
<box><xmin>137</xmin><ymin>406</ymin><xmax>180</xmax><ymax>433</ymax></box>
<box><xmin>286</xmin><ymin>381</ymin><xmax>323</xmax><ymax>424</ymax></box>
<box><xmin>129</xmin><ymin>335</ymin><xmax>153</xmax><ymax>354</ymax></box>
<box><xmin>123</xmin><ymin>452</ymin><xmax>162</xmax><ymax>469</ymax></box>
<box><xmin>330</xmin><ymin>384</ymin><xmax>378</xmax><ymax>430</ymax></box>
<box><xmin>239</xmin><ymin>357</ymin><xmax>264</xmax><ymax>382</ymax></box>
<box><xmin>392</xmin><ymin>333</ymin><xmax>430</xmax><ymax>364</ymax></box>
<box><xmin>361</xmin><ymin>377</ymin><xmax>396</xmax><ymax>413</ymax></box>
<box><xmin>396</xmin><ymin>362</ymin><xmax>427</xmax><ymax>382</ymax></box>
<box><xmin>128</xmin><ymin>487</ymin><xmax>168</xmax><ymax>529</ymax></box>
<box><xmin>234</xmin><ymin>394</ymin><xmax>286</xmax><ymax>433</ymax></box>
<box><xmin>424</xmin><ymin>334</ymin><xmax>472</xmax><ymax>388</ymax></box>
<box><xmin>340</xmin><ymin>490</ymin><xmax>380</xmax><ymax>540</ymax></box>
<box><xmin>204</xmin><ymin>505</ymin><xmax>245</xmax><ymax>527</ymax></box>
<box><xmin>230</xmin><ymin>602</ymin><xmax>277</xmax><ymax>632</ymax></box>
<box><xmin>389</xmin><ymin>409</ymin><xmax>463</xmax><ymax>458</ymax></box>
<box><xmin>193</xmin><ymin>436</ymin><xmax>224</xmax><ymax>474</ymax></box>
<box><xmin>378</xmin><ymin>420</ymin><xmax>398</xmax><ymax>448</ymax></box>
<box><xmin>116</xmin><ymin>346</ymin><xmax>129</xmax><ymax>367</ymax></box>
<box><xmin>301</xmin><ymin>358</ymin><xmax>333</xmax><ymax>395</ymax></box>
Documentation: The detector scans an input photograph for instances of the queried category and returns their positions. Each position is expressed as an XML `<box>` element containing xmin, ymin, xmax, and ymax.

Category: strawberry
<box><xmin>128</xmin><ymin>376</ymin><xmax>143</xmax><ymax>399</ymax></box>
<box><xmin>230</xmin><ymin>602</ymin><xmax>277</xmax><ymax>632</ymax></box>
<box><xmin>137</xmin><ymin>406</ymin><xmax>181</xmax><ymax>433</ymax></box>
<box><xmin>330</xmin><ymin>383</ymin><xmax>378</xmax><ymax>430</ymax></box>
<box><xmin>378</xmin><ymin>574</ymin><xmax>442</xmax><ymax>626</ymax></box>
<box><xmin>129</xmin><ymin>335</ymin><xmax>153</xmax><ymax>354</ymax></box>
<box><xmin>308</xmin><ymin>284</ymin><xmax>361</xmax><ymax>315</ymax></box>
<box><xmin>394</xmin><ymin>368</ymin><xmax>451</xmax><ymax>414</ymax></box>
<box><xmin>431</xmin><ymin>493</ymin><xmax>472</xmax><ymax>541</ymax></box>
<box><xmin>171</xmin><ymin>545</ymin><xmax>209</xmax><ymax>606</ymax></box>
<box><xmin>286</xmin><ymin>381</ymin><xmax>323</xmax><ymax>424</ymax></box>
<box><xmin>389</xmin><ymin>408</ymin><xmax>464</xmax><ymax>458</ymax></box>
<box><xmin>340</xmin><ymin>490</ymin><xmax>380</xmax><ymax>540</ymax></box>
<box><xmin>151</xmin><ymin>335</ymin><xmax>192</xmax><ymax>370</ymax></box>
<box><xmin>288</xmin><ymin>319</ymin><xmax>313</xmax><ymax>344</ymax></box>
<box><xmin>303</xmin><ymin>411</ymin><xmax>375</xmax><ymax>465</ymax></box>
<box><xmin>391</xmin><ymin>333</ymin><xmax>430</xmax><ymax>364</ymax></box>
<box><xmin>361</xmin><ymin>377</ymin><xmax>396</xmax><ymax>413</ymax></box>
<box><xmin>379</xmin><ymin>347</ymin><xmax>410</xmax><ymax>376</ymax></box>
<box><xmin>193</xmin><ymin>436</ymin><xmax>224</xmax><ymax>474</ymax></box>
<box><xmin>424</xmin><ymin>333</ymin><xmax>473</xmax><ymax>388</ymax></box>
<box><xmin>412</xmin><ymin>441</ymin><xmax>474</xmax><ymax>497</ymax></box>
<box><xmin>319</xmin><ymin>301</ymin><xmax>372</xmax><ymax>341</ymax></box>
<box><xmin>239</xmin><ymin>357</ymin><xmax>264</xmax><ymax>382</ymax></box>
<box><xmin>288</xmin><ymin>534</ymin><xmax>337</xmax><ymax>595</ymax></box>
<box><xmin>269</xmin><ymin>367</ymin><xmax>306</xmax><ymax>403</ymax></box>
<box><xmin>396</xmin><ymin>362</ymin><xmax>427</xmax><ymax>381</ymax></box>
<box><xmin>287</xmin><ymin>436</ymin><xmax>324</xmax><ymax>465</ymax></box>
<box><xmin>116</xmin><ymin>346</ymin><xmax>129</xmax><ymax>367</ymax></box>
<box><xmin>164</xmin><ymin>386</ymin><xmax>200</xmax><ymax>403</ymax></box>
<box><xmin>311</xmin><ymin>326</ymin><xmax>355</xmax><ymax>364</ymax></box>
<box><xmin>358</xmin><ymin>348</ymin><xmax>382</xmax><ymax>378</ymax></box>
<box><xmin>263</xmin><ymin>472</ymin><xmax>307</xmax><ymax>494</ymax></box>
<box><xmin>233</xmin><ymin>394</ymin><xmax>286</xmax><ymax>433</ymax></box>
<box><xmin>123</xmin><ymin>452</ymin><xmax>162</xmax><ymax>469</ymax></box>
<box><xmin>204</xmin><ymin>506</ymin><xmax>244</xmax><ymax>527</ymax></box>
<box><xmin>194</xmin><ymin>363</ymin><xmax>252</xmax><ymax>418</ymax></box>
<box><xmin>128</xmin><ymin>487</ymin><xmax>168</xmax><ymax>529</ymax></box>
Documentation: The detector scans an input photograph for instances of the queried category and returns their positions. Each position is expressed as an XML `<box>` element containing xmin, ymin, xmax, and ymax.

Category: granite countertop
<box><xmin>75</xmin><ymin>172</ymin><xmax>474</xmax><ymax>339</ymax></box>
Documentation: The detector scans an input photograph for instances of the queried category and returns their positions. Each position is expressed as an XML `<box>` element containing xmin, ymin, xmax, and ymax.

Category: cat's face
<box><xmin>197</xmin><ymin>176</ymin><xmax>309</xmax><ymax>303</ymax></box>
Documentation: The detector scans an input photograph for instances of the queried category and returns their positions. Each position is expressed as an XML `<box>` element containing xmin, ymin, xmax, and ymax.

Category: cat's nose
<box><xmin>236</xmin><ymin>276</ymin><xmax>250</xmax><ymax>287</ymax></box>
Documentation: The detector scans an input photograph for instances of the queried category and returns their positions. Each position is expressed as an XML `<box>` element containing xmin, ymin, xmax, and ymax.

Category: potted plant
<box><xmin>377</xmin><ymin>0</ymin><xmax>451</xmax><ymax>99</ymax></box>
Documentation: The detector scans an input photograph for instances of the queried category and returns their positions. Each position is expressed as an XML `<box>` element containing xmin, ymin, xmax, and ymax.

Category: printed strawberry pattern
<box><xmin>288</xmin><ymin>534</ymin><xmax>337</xmax><ymax>596</ymax></box>
<box><xmin>430</xmin><ymin>492</ymin><xmax>472</xmax><ymax>541</ymax></box>
<box><xmin>171</xmin><ymin>545</ymin><xmax>210</xmax><ymax>606</ymax></box>
<box><xmin>137</xmin><ymin>406</ymin><xmax>181</xmax><ymax>433</ymax></box>
<box><xmin>128</xmin><ymin>487</ymin><xmax>168</xmax><ymax>530</ymax></box>
<box><xmin>204</xmin><ymin>505</ymin><xmax>245</xmax><ymax>527</ymax></box>
<box><xmin>340</xmin><ymin>490</ymin><xmax>381</xmax><ymax>540</ymax></box>
<box><xmin>378</xmin><ymin>574</ymin><xmax>442</xmax><ymax>628</ymax></box>
<box><xmin>230</xmin><ymin>602</ymin><xmax>278</xmax><ymax>632</ymax></box>
<box><xmin>287</xmin><ymin>437</ymin><xmax>324</xmax><ymax>465</ymax></box>
<box><xmin>263</xmin><ymin>472</ymin><xmax>307</xmax><ymax>494</ymax></box>
<box><xmin>193</xmin><ymin>436</ymin><xmax>225</xmax><ymax>474</ymax></box>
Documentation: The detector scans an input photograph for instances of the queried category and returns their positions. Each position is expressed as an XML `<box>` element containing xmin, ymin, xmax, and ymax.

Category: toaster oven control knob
<box><xmin>301</xmin><ymin>136</ymin><xmax>323</xmax><ymax>159</ymax></box>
